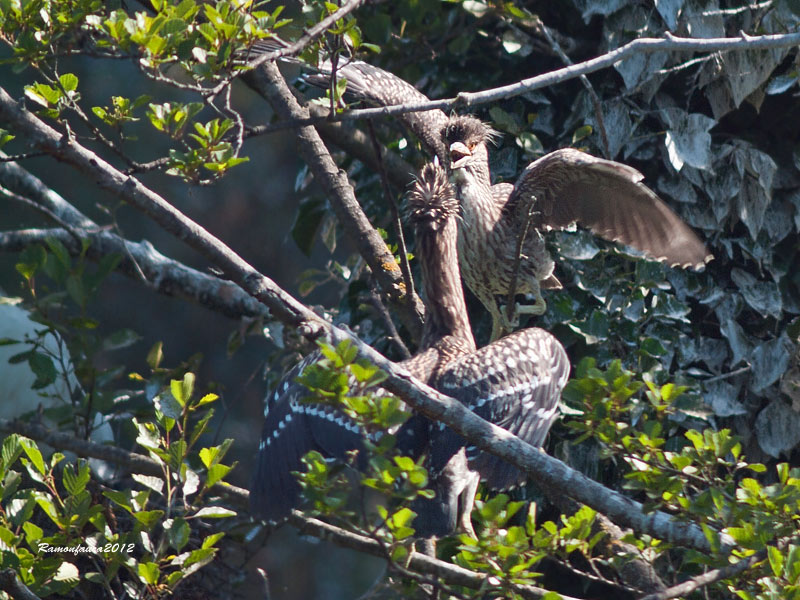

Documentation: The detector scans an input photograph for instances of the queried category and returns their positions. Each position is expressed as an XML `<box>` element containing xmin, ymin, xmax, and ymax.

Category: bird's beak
<box><xmin>449</xmin><ymin>142</ymin><xmax>472</xmax><ymax>169</ymax></box>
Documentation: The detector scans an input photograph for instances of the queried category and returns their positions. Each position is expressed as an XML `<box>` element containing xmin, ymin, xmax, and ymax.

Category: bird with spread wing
<box><xmin>250</xmin><ymin>45</ymin><xmax>712</xmax><ymax>339</ymax></box>
<box><xmin>250</xmin><ymin>165</ymin><xmax>569</xmax><ymax>540</ymax></box>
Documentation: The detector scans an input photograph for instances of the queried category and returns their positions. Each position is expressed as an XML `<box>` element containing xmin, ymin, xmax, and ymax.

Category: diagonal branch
<box><xmin>246</xmin><ymin>61</ymin><xmax>425</xmax><ymax>338</ymax></box>
<box><xmin>0</xmin><ymin>160</ymin><xmax>269</xmax><ymax>320</ymax></box>
<box><xmin>0</xmin><ymin>85</ymin><xmax>730</xmax><ymax>554</ymax></box>
<box><xmin>638</xmin><ymin>548</ymin><xmax>768</xmax><ymax>600</ymax></box>
<box><xmin>0</xmin><ymin>228</ymin><xmax>268</xmax><ymax>320</ymax></box>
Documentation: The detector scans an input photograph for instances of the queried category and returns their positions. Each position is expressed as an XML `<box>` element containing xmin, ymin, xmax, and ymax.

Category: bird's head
<box><xmin>441</xmin><ymin>116</ymin><xmax>496</xmax><ymax>182</ymax></box>
<box><xmin>407</xmin><ymin>163</ymin><xmax>458</xmax><ymax>232</ymax></box>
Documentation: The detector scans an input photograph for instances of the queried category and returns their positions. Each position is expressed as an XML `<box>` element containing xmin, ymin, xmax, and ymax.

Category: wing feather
<box><xmin>432</xmin><ymin>328</ymin><xmax>570</xmax><ymax>491</ymax></box>
<box><xmin>508</xmin><ymin>148</ymin><xmax>712</xmax><ymax>269</ymax></box>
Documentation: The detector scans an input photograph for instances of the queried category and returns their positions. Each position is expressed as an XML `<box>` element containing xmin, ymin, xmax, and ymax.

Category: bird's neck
<box><xmin>454</xmin><ymin>165</ymin><xmax>497</xmax><ymax>219</ymax></box>
<box><xmin>418</xmin><ymin>219</ymin><xmax>476</xmax><ymax>353</ymax></box>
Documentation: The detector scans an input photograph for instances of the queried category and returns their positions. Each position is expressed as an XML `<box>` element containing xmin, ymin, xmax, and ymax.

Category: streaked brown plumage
<box><xmin>256</xmin><ymin>49</ymin><xmax>713</xmax><ymax>339</ymax></box>
<box><xmin>444</xmin><ymin>115</ymin><xmax>713</xmax><ymax>340</ymax></box>
<box><xmin>252</xmin><ymin>164</ymin><xmax>570</xmax><ymax>541</ymax></box>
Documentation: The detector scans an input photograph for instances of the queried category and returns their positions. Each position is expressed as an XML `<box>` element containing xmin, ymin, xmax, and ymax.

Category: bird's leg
<box><xmin>416</xmin><ymin>538</ymin><xmax>437</xmax><ymax>558</ymax></box>
<box><xmin>490</xmin><ymin>300</ymin><xmax>514</xmax><ymax>341</ymax></box>
<box><xmin>515</xmin><ymin>277</ymin><xmax>547</xmax><ymax>317</ymax></box>
<box><xmin>458</xmin><ymin>475</ymin><xmax>480</xmax><ymax>539</ymax></box>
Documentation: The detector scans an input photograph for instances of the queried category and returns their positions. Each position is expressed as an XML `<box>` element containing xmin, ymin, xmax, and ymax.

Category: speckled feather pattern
<box><xmin>445</xmin><ymin>114</ymin><xmax>711</xmax><ymax>337</ymax></box>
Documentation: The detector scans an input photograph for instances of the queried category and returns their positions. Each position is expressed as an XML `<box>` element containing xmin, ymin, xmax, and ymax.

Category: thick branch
<box><xmin>250</xmin><ymin>32</ymin><xmax>800</xmax><ymax>131</ymax></box>
<box><xmin>0</xmin><ymin>569</ymin><xmax>41</xmax><ymax>600</ymax></box>
<box><xmin>0</xmin><ymin>85</ymin><xmax>309</xmax><ymax>328</ymax></box>
<box><xmin>0</xmin><ymin>228</ymin><xmax>267</xmax><ymax>320</ymax></box>
<box><xmin>0</xmin><ymin>86</ymin><xmax>728</xmax><ymax>554</ymax></box>
<box><xmin>312</xmin><ymin>111</ymin><xmax>416</xmax><ymax>190</ymax></box>
<box><xmin>0</xmin><ymin>159</ymin><xmax>269</xmax><ymax>320</ymax></box>
<box><xmin>246</xmin><ymin>62</ymin><xmax>425</xmax><ymax>338</ymax></box>
<box><xmin>0</xmin><ymin>158</ymin><xmax>95</xmax><ymax>229</ymax></box>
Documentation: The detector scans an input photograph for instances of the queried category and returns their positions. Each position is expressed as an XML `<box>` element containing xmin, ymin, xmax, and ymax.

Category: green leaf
<box><xmin>63</xmin><ymin>462</ymin><xmax>90</xmax><ymax>496</ymax></box>
<box><xmin>133</xmin><ymin>510</ymin><xmax>165</xmax><ymax>529</ymax></box>
<box><xmin>768</xmin><ymin>545</ymin><xmax>784</xmax><ymax>577</ymax></box>
<box><xmin>19</xmin><ymin>438</ymin><xmax>45</xmax><ymax>476</ymax></box>
<box><xmin>291</xmin><ymin>198</ymin><xmax>327</xmax><ymax>257</ymax></box>
<box><xmin>170</xmin><ymin>372</ymin><xmax>195</xmax><ymax>406</ymax></box>
<box><xmin>22</xmin><ymin>521</ymin><xmax>43</xmax><ymax>546</ymax></box>
<box><xmin>167</xmin><ymin>517</ymin><xmax>191</xmax><ymax>552</ymax></box>
<box><xmin>146</xmin><ymin>341</ymin><xmax>164</xmax><ymax>369</ymax></box>
<box><xmin>138</xmin><ymin>561</ymin><xmax>160</xmax><ymax>585</ymax></box>
<box><xmin>28</xmin><ymin>352</ymin><xmax>57</xmax><ymax>389</ymax></box>
<box><xmin>59</xmin><ymin>73</ymin><xmax>78</xmax><ymax>92</ymax></box>
<box><xmin>103</xmin><ymin>329</ymin><xmax>141</xmax><ymax>351</ymax></box>
<box><xmin>206</xmin><ymin>463</ymin><xmax>231</xmax><ymax>487</ymax></box>
<box><xmin>201</xmin><ymin>532</ymin><xmax>224</xmax><ymax>549</ymax></box>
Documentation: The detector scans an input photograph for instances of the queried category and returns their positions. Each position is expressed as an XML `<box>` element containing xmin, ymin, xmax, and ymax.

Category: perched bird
<box><xmin>259</xmin><ymin>50</ymin><xmax>713</xmax><ymax>339</ymax></box>
<box><xmin>443</xmin><ymin>115</ymin><xmax>712</xmax><ymax>339</ymax></box>
<box><xmin>250</xmin><ymin>165</ymin><xmax>570</xmax><ymax>539</ymax></box>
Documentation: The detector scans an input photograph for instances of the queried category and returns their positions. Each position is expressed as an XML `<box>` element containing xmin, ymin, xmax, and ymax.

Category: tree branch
<box><xmin>0</xmin><ymin>569</ymin><xmax>41</xmax><ymax>600</ymax></box>
<box><xmin>0</xmin><ymin>159</ymin><xmax>269</xmax><ymax>320</ymax></box>
<box><xmin>245</xmin><ymin>62</ymin><xmax>425</xmax><ymax>338</ymax></box>
<box><xmin>0</xmin><ymin>227</ymin><xmax>268</xmax><ymax>320</ymax></box>
<box><xmin>0</xmin><ymin>85</ymin><xmax>730</xmax><ymax>554</ymax></box>
<box><xmin>639</xmin><ymin>548</ymin><xmax>768</xmax><ymax>600</ymax></box>
<box><xmin>218</xmin><ymin>0</ymin><xmax>368</xmax><ymax>96</ymax></box>
<box><xmin>247</xmin><ymin>32</ymin><xmax>800</xmax><ymax>131</ymax></box>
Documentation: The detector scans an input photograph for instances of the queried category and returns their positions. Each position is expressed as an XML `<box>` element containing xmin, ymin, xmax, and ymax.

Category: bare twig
<box><xmin>0</xmin><ymin>156</ymin><xmax>95</xmax><ymax>228</ymax></box>
<box><xmin>1</xmin><ymin>186</ymin><xmax>83</xmax><ymax>243</ymax></box>
<box><xmin>365</xmin><ymin>120</ymin><xmax>416</xmax><ymax>304</ymax></box>
<box><xmin>639</xmin><ymin>548</ymin><xmax>767</xmax><ymax>600</ymax></box>
<box><xmin>703</xmin><ymin>365</ymin><xmax>751</xmax><ymax>384</ymax></box>
<box><xmin>368</xmin><ymin>285</ymin><xmax>411</xmax><ymax>359</ymax></box>
<box><xmin>247</xmin><ymin>32</ymin><xmax>800</xmax><ymax>133</ymax></box>
<box><xmin>213</xmin><ymin>0</ymin><xmax>367</xmax><ymax>97</ymax></box>
<box><xmin>504</xmin><ymin>201</ymin><xmax>536</xmax><ymax>330</ymax></box>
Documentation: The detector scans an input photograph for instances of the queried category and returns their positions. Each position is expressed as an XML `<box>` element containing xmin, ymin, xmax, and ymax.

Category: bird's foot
<box><xmin>492</xmin><ymin>303</ymin><xmax>519</xmax><ymax>341</ymax></box>
<box><xmin>516</xmin><ymin>295</ymin><xmax>547</xmax><ymax>316</ymax></box>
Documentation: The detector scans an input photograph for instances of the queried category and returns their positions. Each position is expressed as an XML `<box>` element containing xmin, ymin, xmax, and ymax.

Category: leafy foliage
<box><xmin>1</xmin><ymin>0</ymin><xmax>800</xmax><ymax>598</ymax></box>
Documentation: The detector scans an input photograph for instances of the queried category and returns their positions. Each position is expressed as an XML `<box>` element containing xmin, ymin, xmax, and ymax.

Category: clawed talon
<box><xmin>517</xmin><ymin>295</ymin><xmax>547</xmax><ymax>316</ymax></box>
<box><xmin>492</xmin><ymin>295</ymin><xmax>547</xmax><ymax>341</ymax></box>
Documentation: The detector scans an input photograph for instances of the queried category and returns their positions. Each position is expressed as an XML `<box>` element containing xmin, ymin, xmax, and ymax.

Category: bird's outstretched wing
<box><xmin>507</xmin><ymin>148</ymin><xmax>712</xmax><ymax>269</ymax></box>
<box><xmin>431</xmin><ymin>328</ymin><xmax>570</xmax><ymax>491</ymax></box>
<box><xmin>248</xmin><ymin>41</ymin><xmax>448</xmax><ymax>163</ymax></box>
<box><xmin>250</xmin><ymin>353</ymin><xmax>371</xmax><ymax>522</ymax></box>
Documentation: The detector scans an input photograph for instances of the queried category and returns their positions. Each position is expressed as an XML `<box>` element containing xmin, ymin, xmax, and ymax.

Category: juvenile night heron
<box><xmin>257</xmin><ymin>50</ymin><xmax>713</xmax><ymax>339</ymax></box>
<box><xmin>250</xmin><ymin>165</ymin><xmax>569</xmax><ymax>538</ymax></box>
<box><xmin>444</xmin><ymin>115</ymin><xmax>713</xmax><ymax>339</ymax></box>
